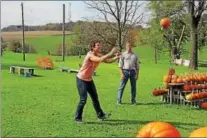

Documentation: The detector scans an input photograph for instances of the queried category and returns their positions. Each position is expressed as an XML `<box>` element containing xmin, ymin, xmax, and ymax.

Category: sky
<box><xmin>1</xmin><ymin>1</ymin><xmax>150</xmax><ymax>29</ymax></box>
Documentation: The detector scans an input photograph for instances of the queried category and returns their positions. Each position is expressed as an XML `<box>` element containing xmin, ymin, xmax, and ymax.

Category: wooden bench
<box><xmin>174</xmin><ymin>59</ymin><xmax>183</xmax><ymax>66</ymax></box>
<box><xmin>60</xmin><ymin>67</ymin><xmax>96</xmax><ymax>76</ymax></box>
<box><xmin>10</xmin><ymin>66</ymin><xmax>35</xmax><ymax>75</ymax></box>
<box><xmin>182</xmin><ymin>59</ymin><xmax>191</xmax><ymax>67</ymax></box>
<box><xmin>60</xmin><ymin>67</ymin><xmax>70</xmax><ymax>72</ymax></box>
<box><xmin>198</xmin><ymin>60</ymin><xmax>207</xmax><ymax>67</ymax></box>
<box><xmin>173</xmin><ymin>59</ymin><xmax>191</xmax><ymax>67</ymax></box>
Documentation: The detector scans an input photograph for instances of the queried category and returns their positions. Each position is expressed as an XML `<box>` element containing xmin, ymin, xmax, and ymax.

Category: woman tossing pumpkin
<box><xmin>75</xmin><ymin>40</ymin><xmax>121</xmax><ymax>123</ymax></box>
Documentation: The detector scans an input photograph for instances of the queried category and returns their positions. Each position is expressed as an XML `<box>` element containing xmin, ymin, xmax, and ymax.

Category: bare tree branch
<box><xmin>84</xmin><ymin>0</ymin><xmax>144</xmax><ymax>50</ymax></box>
<box><xmin>105</xmin><ymin>0</ymin><xmax>118</xmax><ymax>21</ymax></box>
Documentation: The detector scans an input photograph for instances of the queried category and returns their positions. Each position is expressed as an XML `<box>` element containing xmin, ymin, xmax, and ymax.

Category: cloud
<box><xmin>1</xmin><ymin>1</ymin><xmax>90</xmax><ymax>28</ymax></box>
<box><xmin>1</xmin><ymin>1</ymin><xmax>149</xmax><ymax>28</ymax></box>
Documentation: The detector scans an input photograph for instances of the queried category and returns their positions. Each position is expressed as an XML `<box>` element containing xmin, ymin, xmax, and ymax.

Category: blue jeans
<box><xmin>117</xmin><ymin>69</ymin><xmax>137</xmax><ymax>103</ymax></box>
<box><xmin>75</xmin><ymin>77</ymin><xmax>105</xmax><ymax>120</ymax></box>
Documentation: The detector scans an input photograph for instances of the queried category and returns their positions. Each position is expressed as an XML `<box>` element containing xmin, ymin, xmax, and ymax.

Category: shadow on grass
<box><xmin>32</xmin><ymin>74</ymin><xmax>44</xmax><ymax>77</ymax></box>
<box><xmin>121</xmin><ymin>102</ymin><xmax>164</xmax><ymax>106</ymax></box>
<box><xmin>85</xmin><ymin>119</ymin><xmax>199</xmax><ymax>130</ymax></box>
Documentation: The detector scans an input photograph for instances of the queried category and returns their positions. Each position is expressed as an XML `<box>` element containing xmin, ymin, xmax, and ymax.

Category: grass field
<box><xmin>1</xmin><ymin>31</ymin><xmax>73</xmax><ymax>41</ymax></box>
<box><xmin>2</xmin><ymin>31</ymin><xmax>75</xmax><ymax>55</ymax></box>
<box><xmin>1</xmin><ymin>40</ymin><xmax>207</xmax><ymax>137</ymax></box>
<box><xmin>25</xmin><ymin>35</ymin><xmax>75</xmax><ymax>55</ymax></box>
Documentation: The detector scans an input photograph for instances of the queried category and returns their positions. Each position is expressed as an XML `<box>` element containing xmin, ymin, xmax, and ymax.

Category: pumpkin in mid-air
<box><xmin>160</xmin><ymin>17</ymin><xmax>171</xmax><ymax>28</ymax></box>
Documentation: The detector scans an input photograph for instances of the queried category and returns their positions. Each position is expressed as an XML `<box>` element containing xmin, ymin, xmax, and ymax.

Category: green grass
<box><xmin>1</xmin><ymin>45</ymin><xmax>207</xmax><ymax>137</ymax></box>
<box><xmin>25</xmin><ymin>35</ymin><xmax>75</xmax><ymax>55</ymax></box>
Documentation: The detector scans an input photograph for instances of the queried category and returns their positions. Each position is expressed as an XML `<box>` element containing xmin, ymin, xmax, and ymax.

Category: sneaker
<box><xmin>75</xmin><ymin>119</ymin><xmax>84</xmax><ymax>124</ymax></box>
<box><xmin>98</xmin><ymin>113</ymin><xmax>111</xmax><ymax>121</ymax></box>
<box><xmin>117</xmin><ymin>101</ymin><xmax>122</xmax><ymax>105</ymax></box>
<box><xmin>131</xmin><ymin>102</ymin><xmax>136</xmax><ymax>105</ymax></box>
<box><xmin>117</xmin><ymin>100</ymin><xmax>122</xmax><ymax>105</ymax></box>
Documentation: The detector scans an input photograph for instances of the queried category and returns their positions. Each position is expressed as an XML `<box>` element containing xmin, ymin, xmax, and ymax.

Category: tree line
<box><xmin>1</xmin><ymin>21</ymin><xmax>77</xmax><ymax>32</ymax></box>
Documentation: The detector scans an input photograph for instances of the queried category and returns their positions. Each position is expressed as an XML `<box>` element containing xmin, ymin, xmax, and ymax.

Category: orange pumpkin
<box><xmin>186</xmin><ymin>76</ymin><xmax>191</xmax><ymax>82</ymax></box>
<box><xmin>189</xmin><ymin>127</ymin><xmax>207</xmax><ymax>137</ymax></box>
<box><xmin>182</xmin><ymin>77</ymin><xmax>187</xmax><ymax>83</ymax></box>
<box><xmin>160</xmin><ymin>18</ymin><xmax>171</xmax><ymax>28</ymax></box>
<box><xmin>152</xmin><ymin>89</ymin><xmax>157</xmax><ymax>96</ymax></box>
<box><xmin>171</xmin><ymin>79</ymin><xmax>177</xmax><ymax>83</ymax></box>
<box><xmin>163</xmin><ymin>75</ymin><xmax>171</xmax><ymax>83</ymax></box>
<box><xmin>195</xmin><ymin>93</ymin><xmax>200</xmax><ymax>99</ymax></box>
<box><xmin>165</xmin><ymin>84</ymin><xmax>170</xmax><ymax>89</ymax></box>
<box><xmin>172</xmin><ymin>75</ymin><xmax>178</xmax><ymax>79</ymax></box>
<box><xmin>168</xmin><ymin>68</ymin><xmax>175</xmax><ymax>75</ymax></box>
<box><xmin>183</xmin><ymin>84</ymin><xmax>190</xmax><ymax>91</ymax></box>
<box><xmin>199</xmin><ymin>92</ymin><xmax>205</xmax><ymax>99</ymax></box>
<box><xmin>190</xmin><ymin>84</ymin><xmax>196</xmax><ymax>90</ymax></box>
<box><xmin>176</xmin><ymin>77</ymin><xmax>183</xmax><ymax>83</ymax></box>
<box><xmin>136</xmin><ymin>121</ymin><xmax>181</xmax><ymax>138</ymax></box>
<box><xmin>186</xmin><ymin>94</ymin><xmax>193</xmax><ymax>100</ymax></box>
<box><xmin>200</xmin><ymin>74</ymin><xmax>204</xmax><ymax>81</ymax></box>
<box><xmin>204</xmin><ymin>74</ymin><xmax>207</xmax><ymax>81</ymax></box>
<box><xmin>200</xmin><ymin>102</ymin><xmax>207</xmax><ymax>109</ymax></box>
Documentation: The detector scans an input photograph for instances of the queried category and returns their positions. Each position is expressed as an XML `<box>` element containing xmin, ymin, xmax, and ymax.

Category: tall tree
<box><xmin>187</xmin><ymin>0</ymin><xmax>207</xmax><ymax>70</ymax></box>
<box><xmin>1</xmin><ymin>37</ymin><xmax>7</xmax><ymax>57</ymax></box>
<box><xmin>84</xmin><ymin>0</ymin><xmax>144</xmax><ymax>51</ymax></box>
<box><xmin>146</xmin><ymin>1</ymin><xmax>190</xmax><ymax>63</ymax></box>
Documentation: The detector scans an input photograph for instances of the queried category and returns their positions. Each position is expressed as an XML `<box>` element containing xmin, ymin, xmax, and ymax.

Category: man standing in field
<box><xmin>117</xmin><ymin>42</ymin><xmax>140</xmax><ymax>105</ymax></box>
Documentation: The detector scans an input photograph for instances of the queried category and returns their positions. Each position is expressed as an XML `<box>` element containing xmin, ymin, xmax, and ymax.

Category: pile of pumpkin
<box><xmin>163</xmin><ymin>72</ymin><xmax>207</xmax><ymax>84</ymax></box>
<box><xmin>152</xmin><ymin>69</ymin><xmax>176</xmax><ymax>96</ymax></box>
<box><xmin>152</xmin><ymin>88</ymin><xmax>168</xmax><ymax>96</ymax></box>
<box><xmin>183</xmin><ymin>84</ymin><xmax>207</xmax><ymax>91</ymax></box>
<box><xmin>136</xmin><ymin>121</ymin><xmax>207</xmax><ymax>138</ymax></box>
<box><xmin>36</xmin><ymin>57</ymin><xmax>54</xmax><ymax>69</ymax></box>
<box><xmin>186</xmin><ymin>92</ymin><xmax>207</xmax><ymax>100</ymax></box>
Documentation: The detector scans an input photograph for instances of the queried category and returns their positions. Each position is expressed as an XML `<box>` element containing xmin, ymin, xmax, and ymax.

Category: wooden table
<box><xmin>10</xmin><ymin>66</ymin><xmax>35</xmax><ymax>75</ymax></box>
<box><xmin>167</xmin><ymin>83</ymin><xmax>185</xmax><ymax>104</ymax></box>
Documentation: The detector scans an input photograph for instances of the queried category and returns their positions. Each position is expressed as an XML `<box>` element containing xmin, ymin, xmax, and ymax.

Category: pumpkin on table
<box><xmin>200</xmin><ymin>102</ymin><xmax>207</xmax><ymax>109</ymax></box>
<box><xmin>163</xmin><ymin>75</ymin><xmax>171</xmax><ymax>83</ymax></box>
<box><xmin>136</xmin><ymin>121</ymin><xmax>181</xmax><ymax>138</ymax></box>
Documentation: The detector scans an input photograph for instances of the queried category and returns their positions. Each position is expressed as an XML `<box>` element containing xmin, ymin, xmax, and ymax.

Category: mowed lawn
<box><xmin>2</xmin><ymin>31</ymin><xmax>75</xmax><ymax>55</ymax></box>
<box><xmin>1</xmin><ymin>45</ymin><xmax>207</xmax><ymax>137</ymax></box>
<box><xmin>25</xmin><ymin>34</ymin><xmax>75</xmax><ymax>55</ymax></box>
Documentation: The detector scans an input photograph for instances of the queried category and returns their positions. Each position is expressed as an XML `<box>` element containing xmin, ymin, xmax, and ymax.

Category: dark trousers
<box><xmin>117</xmin><ymin>69</ymin><xmax>137</xmax><ymax>103</ymax></box>
<box><xmin>75</xmin><ymin>77</ymin><xmax>105</xmax><ymax>120</ymax></box>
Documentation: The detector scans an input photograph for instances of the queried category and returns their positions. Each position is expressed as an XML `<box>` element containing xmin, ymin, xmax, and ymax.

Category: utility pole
<box><xmin>62</xmin><ymin>4</ymin><xmax>65</xmax><ymax>61</ymax></box>
<box><xmin>21</xmin><ymin>2</ymin><xmax>26</xmax><ymax>61</ymax></box>
<box><xmin>68</xmin><ymin>3</ymin><xmax>71</xmax><ymax>22</ymax></box>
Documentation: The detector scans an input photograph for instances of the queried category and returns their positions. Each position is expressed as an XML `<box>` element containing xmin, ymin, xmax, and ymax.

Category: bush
<box><xmin>8</xmin><ymin>41</ymin><xmax>22</xmax><ymax>53</ymax></box>
<box><xmin>1</xmin><ymin>37</ymin><xmax>8</xmax><ymax>56</ymax></box>
<box><xmin>8</xmin><ymin>41</ymin><xmax>37</xmax><ymax>53</ymax></box>
<box><xmin>25</xmin><ymin>44</ymin><xmax>37</xmax><ymax>54</ymax></box>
